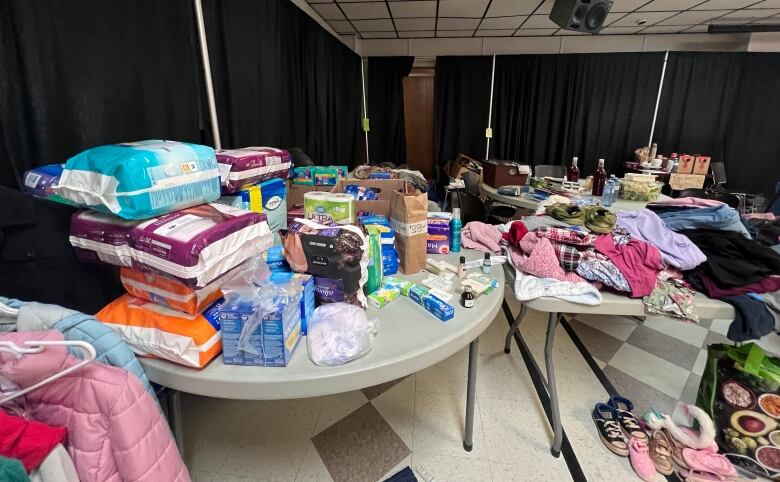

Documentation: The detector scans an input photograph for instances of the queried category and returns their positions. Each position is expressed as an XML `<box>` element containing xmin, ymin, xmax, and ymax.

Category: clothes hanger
<box><xmin>0</xmin><ymin>340</ymin><xmax>97</xmax><ymax>405</ymax></box>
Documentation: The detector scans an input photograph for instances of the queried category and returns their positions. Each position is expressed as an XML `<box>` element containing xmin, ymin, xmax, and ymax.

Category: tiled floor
<box><xmin>181</xmin><ymin>292</ymin><xmax>780</xmax><ymax>482</ymax></box>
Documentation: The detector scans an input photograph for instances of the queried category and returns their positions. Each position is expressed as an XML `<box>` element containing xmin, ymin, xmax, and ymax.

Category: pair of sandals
<box><xmin>593</xmin><ymin>397</ymin><xmax>675</xmax><ymax>480</ymax></box>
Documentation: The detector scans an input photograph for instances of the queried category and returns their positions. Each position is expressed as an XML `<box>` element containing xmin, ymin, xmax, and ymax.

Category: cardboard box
<box><xmin>669</xmin><ymin>173</ymin><xmax>705</xmax><ymax>190</ymax></box>
<box><xmin>677</xmin><ymin>155</ymin><xmax>695</xmax><ymax>174</ymax></box>
<box><xmin>692</xmin><ymin>156</ymin><xmax>711</xmax><ymax>176</ymax></box>
<box><xmin>287</xmin><ymin>182</ymin><xmax>330</xmax><ymax>206</ymax></box>
<box><xmin>330</xmin><ymin>179</ymin><xmax>406</xmax><ymax>217</ymax></box>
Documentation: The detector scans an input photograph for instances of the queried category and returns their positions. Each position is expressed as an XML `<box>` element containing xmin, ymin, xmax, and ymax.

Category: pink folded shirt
<box><xmin>594</xmin><ymin>235</ymin><xmax>663</xmax><ymax>298</ymax></box>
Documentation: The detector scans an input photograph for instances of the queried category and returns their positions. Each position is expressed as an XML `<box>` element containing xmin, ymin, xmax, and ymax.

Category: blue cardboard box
<box><xmin>220</xmin><ymin>293</ymin><xmax>302</xmax><ymax>366</ymax></box>
<box><xmin>270</xmin><ymin>272</ymin><xmax>315</xmax><ymax>335</ymax></box>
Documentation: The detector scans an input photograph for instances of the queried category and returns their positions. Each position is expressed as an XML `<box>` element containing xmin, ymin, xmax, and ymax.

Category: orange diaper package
<box><xmin>96</xmin><ymin>294</ymin><xmax>222</xmax><ymax>368</ymax></box>
<box><xmin>120</xmin><ymin>267</ymin><xmax>223</xmax><ymax>315</ymax></box>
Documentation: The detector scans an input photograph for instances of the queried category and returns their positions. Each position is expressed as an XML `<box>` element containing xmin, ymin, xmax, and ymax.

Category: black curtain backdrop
<box><xmin>202</xmin><ymin>0</ymin><xmax>362</xmax><ymax>167</ymax></box>
<box><xmin>0</xmin><ymin>0</ymin><xmax>204</xmax><ymax>312</ymax></box>
<box><xmin>434</xmin><ymin>56</ymin><xmax>492</xmax><ymax>171</ymax></box>
<box><xmin>367</xmin><ymin>56</ymin><xmax>414</xmax><ymax>165</ymax></box>
<box><xmin>655</xmin><ymin>52</ymin><xmax>780</xmax><ymax>197</ymax></box>
<box><xmin>492</xmin><ymin>53</ymin><xmax>662</xmax><ymax>175</ymax></box>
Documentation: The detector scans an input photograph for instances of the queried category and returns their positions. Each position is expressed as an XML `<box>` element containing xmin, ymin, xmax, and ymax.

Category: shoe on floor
<box><xmin>629</xmin><ymin>437</ymin><xmax>658</xmax><ymax>482</ymax></box>
<box><xmin>648</xmin><ymin>430</ymin><xmax>674</xmax><ymax>476</ymax></box>
<box><xmin>608</xmin><ymin>395</ymin><xmax>649</xmax><ymax>442</ymax></box>
<box><xmin>592</xmin><ymin>403</ymin><xmax>629</xmax><ymax>457</ymax></box>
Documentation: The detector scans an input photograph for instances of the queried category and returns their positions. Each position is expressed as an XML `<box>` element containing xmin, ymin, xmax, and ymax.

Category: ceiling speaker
<box><xmin>549</xmin><ymin>0</ymin><xmax>613</xmax><ymax>34</ymax></box>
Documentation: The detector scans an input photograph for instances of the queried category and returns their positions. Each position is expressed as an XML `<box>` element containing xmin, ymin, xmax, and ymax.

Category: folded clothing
<box><xmin>216</xmin><ymin>147</ymin><xmax>291</xmax><ymax>193</ymax></box>
<box><xmin>0</xmin><ymin>456</ymin><xmax>27</xmax><ymax>482</ymax></box>
<box><xmin>646</xmin><ymin>196</ymin><xmax>724</xmax><ymax>210</ymax></box>
<box><xmin>535</xmin><ymin>227</ymin><xmax>595</xmax><ymax>246</ymax></box>
<box><xmin>520</xmin><ymin>215</ymin><xmax>575</xmax><ymax>232</ymax></box>
<box><xmin>642</xmin><ymin>275</ymin><xmax>698</xmax><ymax>322</ymax></box>
<box><xmin>501</xmin><ymin>221</ymin><xmax>529</xmax><ymax>248</ymax></box>
<box><xmin>576</xmin><ymin>254</ymin><xmax>631</xmax><ymax>293</ymax></box>
<box><xmin>69</xmin><ymin>210</ymin><xmax>141</xmax><ymax>267</ymax></box>
<box><xmin>130</xmin><ymin>203</ymin><xmax>272</xmax><ymax>287</ymax></box>
<box><xmin>96</xmin><ymin>294</ymin><xmax>223</xmax><ymax>368</ymax></box>
<box><xmin>617</xmin><ymin>209</ymin><xmax>705</xmax><ymax>271</ymax></box>
<box><xmin>691</xmin><ymin>272</ymin><xmax>780</xmax><ymax>299</ymax></box>
<box><xmin>0</xmin><ymin>411</ymin><xmax>66</xmax><ymax>473</ymax></box>
<box><xmin>509</xmin><ymin>236</ymin><xmax>584</xmax><ymax>283</ymax></box>
<box><xmin>55</xmin><ymin>140</ymin><xmax>220</xmax><ymax>219</ymax></box>
<box><xmin>120</xmin><ymin>267</ymin><xmax>227</xmax><ymax>315</ymax></box>
<box><xmin>682</xmin><ymin>229</ymin><xmax>780</xmax><ymax>289</ymax></box>
<box><xmin>655</xmin><ymin>204</ymin><xmax>750</xmax><ymax>238</ymax></box>
<box><xmin>594</xmin><ymin>235</ymin><xmax>663</xmax><ymax>298</ymax></box>
<box><xmin>462</xmin><ymin>221</ymin><xmax>503</xmax><ymax>253</ymax></box>
<box><xmin>505</xmin><ymin>248</ymin><xmax>602</xmax><ymax>305</ymax></box>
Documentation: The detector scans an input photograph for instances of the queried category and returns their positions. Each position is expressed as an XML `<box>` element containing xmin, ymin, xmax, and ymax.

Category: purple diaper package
<box><xmin>70</xmin><ymin>211</ymin><xmax>141</xmax><ymax>267</ymax></box>
<box><xmin>216</xmin><ymin>147</ymin><xmax>291</xmax><ymax>193</ymax></box>
<box><xmin>130</xmin><ymin>203</ymin><xmax>273</xmax><ymax>288</ymax></box>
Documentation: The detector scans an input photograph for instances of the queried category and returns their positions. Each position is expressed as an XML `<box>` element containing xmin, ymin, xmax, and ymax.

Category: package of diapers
<box><xmin>22</xmin><ymin>164</ymin><xmax>76</xmax><ymax>206</ymax></box>
<box><xmin>96</xmin><ymin>294</ymin><xmax>223</xmax><ymax>368</ymax></box>
<box><xmin>120</xmin><ymin>266</ymin><xmax>232</xmax><ymax>315</ymax></box>
<box><xmin>130</xmin><ymin>203</ymin><xmax>273</xmax><ymax>288</ymax></box>
<box><xmin>54</xmin><ymin>140</ymin><xmax>221</xmax><ymax>219</ymax></box>
<box><xmin>216</xmin><ymin>147</ymin><xmax>291</xmax><ymax>193</ymax></box>
<box><xmin>69</xmin><ymin>210</ymin><xmax>142</xmax><ymax>267</ymax></box>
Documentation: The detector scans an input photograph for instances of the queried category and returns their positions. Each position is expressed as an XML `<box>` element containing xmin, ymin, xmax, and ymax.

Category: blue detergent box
<box><xmin>270</xmin><ymin>272</ymin><xmax>315</xmax><ymax>335</ymax></box>
<box><xmin>220</xmin><ymin>294</ymin><xmax>302</xmax><ymax>366</ymax></box>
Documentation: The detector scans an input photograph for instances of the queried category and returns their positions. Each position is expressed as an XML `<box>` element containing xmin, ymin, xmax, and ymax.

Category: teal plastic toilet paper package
<box><xmin>55</xmin><ymin>140</ymin><xmax>221</xmax><ymax>220</ymax></box>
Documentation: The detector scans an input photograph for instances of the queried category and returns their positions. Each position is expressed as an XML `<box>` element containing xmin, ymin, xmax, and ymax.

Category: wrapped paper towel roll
<box><xmin>304</xmin><ymin>191</ymin><xmax>356</xmax><ymax>225</ymax></box>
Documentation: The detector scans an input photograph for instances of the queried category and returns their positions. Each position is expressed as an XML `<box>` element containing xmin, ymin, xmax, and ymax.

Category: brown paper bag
<box><xmin>390</xmin><ymin>186</ymin><xmax>429</xmax><ymax>274</ymax></box>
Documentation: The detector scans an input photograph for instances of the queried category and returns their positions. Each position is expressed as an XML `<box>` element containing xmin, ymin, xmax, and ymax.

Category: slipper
<box><xmin>629</xmin><ymin>438</ymin><xmax>657</xmax><ymax>482</ymax></box>
<box><xmin>648</xmin><ymin>430</ymin><xmax>675</xmax><ymax>476</ymax></box>
<box><xmin>608</xmin><ymin>395</ymin><xmax>649</xmax><ymax>442</ymax></box>
<box><xmin>593</xmin><ymin>403</ymin><xmax>629</xmax><ymax>456</ymax></box>
<box><xmin>667</xmin><ymin>428</ymin><xmax>689</xmax><ymax>470</ymax></box>
<box><xmin>682</xmin><ymin>448</ymin><xmax>736</xmax><ymax>480</ymax></box>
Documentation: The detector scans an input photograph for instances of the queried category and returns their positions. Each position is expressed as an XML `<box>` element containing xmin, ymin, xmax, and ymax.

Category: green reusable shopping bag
<box><xmin>697</xmin><ymin>343</ymin><xmax>780</xmax><ymax>478</ymax></box>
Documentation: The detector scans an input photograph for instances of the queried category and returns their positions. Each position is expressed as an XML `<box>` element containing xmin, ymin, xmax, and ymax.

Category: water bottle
<box><xmin>450</xmin><ymin>208</ymin><xmax>462</xmax><ymax>252</ymax></box>
<box><xmin>602</xmin><ymin>176</ymin><xmax>617</xmax><ymax>207</ymax></box>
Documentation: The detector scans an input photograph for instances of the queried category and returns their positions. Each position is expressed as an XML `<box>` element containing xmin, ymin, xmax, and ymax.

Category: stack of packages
<box><xmin>41</xmin><ymin>140</ymin><xmax>275</xmax><ymax>368</ymax></box>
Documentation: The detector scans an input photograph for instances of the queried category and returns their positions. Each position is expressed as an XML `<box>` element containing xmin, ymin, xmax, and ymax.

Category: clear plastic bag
<box><xmin>220</xmin><ymin>257</ymin><xmax>302</xmax><ymax>359</ymax></box>
<box><xmin>306</xmin><ymin>303</ymin><xmax>379</xmax><ymax>366</ymax></box>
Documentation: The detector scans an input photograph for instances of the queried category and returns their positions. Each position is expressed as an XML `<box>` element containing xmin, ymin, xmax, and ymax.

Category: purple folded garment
<box><xmin>130</xmin><ymin>203</ymin><xmax>273</xmax><ymax>287</ymax></box>
<box><xmin>70</xmin><ymin>211</ymin><xmax>141</xmax><ymax>266</ymax></box>
<box><xmin>216</xmin><ymin>147</ymin><xmax>292</xmax><ymax>193</ymax></box>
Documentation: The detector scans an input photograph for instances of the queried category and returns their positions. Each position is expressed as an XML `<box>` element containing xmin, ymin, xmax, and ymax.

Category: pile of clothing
<box><xmin>463</xmin><ymin>196</ymin><xmax>780</xmax><ymax>341</ymax></box>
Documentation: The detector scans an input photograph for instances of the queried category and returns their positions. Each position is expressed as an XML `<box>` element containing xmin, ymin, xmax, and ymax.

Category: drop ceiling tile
<box><xmin>716</xmin><ymin>8</ymin><xmax>780</xmax><ymax>22</ymax></box>
<box><xmin>438</xmin><ymin>0</ymin><xmax>489</xmax><ymax>18</ymax></box>
<box><xmin>751</xmin><ymin>13</ymin><xmax>780</xmax><ymax>23</ymax></box>
<box><xmin>693</xmin><ymin>0</ymin><xmax>757</xmax><ymax>9</ymax></box>
<box><xmin>639</xmin><ymin>0</ymin><xmax>703</xmax><ymax>11</ymax></box>
<box><xmin>388</xmin><ymin>1</ymin><xmax>436</xmax><ymax>18</ymax></box>
<box><xmin>609</xmin><ymin>0</ymin><xmax>655</xmax><ymax>13</ymax></box>
<box><xmin>394</xmin><ymin>17</ymin><xmax>436</xmax><ymax>30</ymax></box>
<box><xmin>328</xmin><ymin>20</ymin><xmax>356</xmax><ymax>32</ymax></box>
<box><xmin>361</xmin><ymin>31</ymin><xmax>399</xmax><ymax>39</ymax></box>
<box><xmin>600</xmin><ymin>25</ymin><xmax>646</xmax><ymax>33</ymax></box>
<box><xmin>657</xmin><ymin>10</ymin><xmax>731</xmax><ymax>25</ymax></box>
<box><xmin>610</xmin><ymin>11</ymin><xmax>677</xmax><ymax>27</ymax></box>
<box><xmin>749</xmin><ymin>0</ymin><xmax>780</xmax><ymax>8</ymax></box>
<box><xmin>476</xmin><ymin>29</ymin><xmax>517</xmax><ymax>36</ymax></box>
<box><xmin>436</xmin><ymin>30</ymin><xmax>475</xmax><ymax>37</ymax></box>
<box><xmin>479</xmin><ymin>16</ymin><xmax>526</xmax><ymax>29</ymax></box>
<box><xmin>486</xmin><ymin>0</ymin><xmax>540</xmax><ymax>17</ymax></box>
<box><xmin>312</xmin><ymin>3</ymin><xmax>345</xmax><ymax>20</ymax></box>
<box><xmin>339</xmin><ymin>2</ymin><xmax>389</xmax><ymax>19</ymax></box>
<box><xmin>398</xmin><ymin>30</ymin><xmax>435</xmax><ymax>38</ymax></box>
<box><xmin>514</xmin><ymin>28</ymin><xmax>558</xmax><ymax>36</ymax></box>
<box><xmin>437</xmin><ymin>17</ymin><xmax>481</xmax><ymax>29</ymax></box>
<box><xmin>522</xmin><ymin>14</ymin><xmax>560</xmax><ymax>29</ymax></box>
<box><xmin>641</xmin><ymin>25</ymin><xmax>687</xmax><ymax>33</ymax></box>
<box><xmin>353</xmin><ymin>18</ymin><xmax>396</xmax><ymax>31</ymax></box>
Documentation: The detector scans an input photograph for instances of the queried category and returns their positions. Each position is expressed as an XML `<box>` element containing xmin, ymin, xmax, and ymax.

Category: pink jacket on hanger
<box><xmin>0</xmin><ymin>331</ymin><xmax>190</xmax><ymax>482</ymax></box>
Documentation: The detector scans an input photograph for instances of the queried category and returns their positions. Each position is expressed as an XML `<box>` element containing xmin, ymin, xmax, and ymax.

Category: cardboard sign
<box><xmin>669</xmin><ymin>173</ymin><xmax>705</xmax><ymax>190</ymax></box>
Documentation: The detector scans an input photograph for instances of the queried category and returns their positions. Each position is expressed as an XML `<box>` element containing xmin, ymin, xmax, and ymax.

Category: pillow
<box><xmin>55</xmin><ymin>140</ymin><xmax>220</xmax><ymax>219</ymax></box>
<box><xmin>96</xmin><ymin>294</ymin><xmax>222</xmax><ymax>368</ymax></box>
